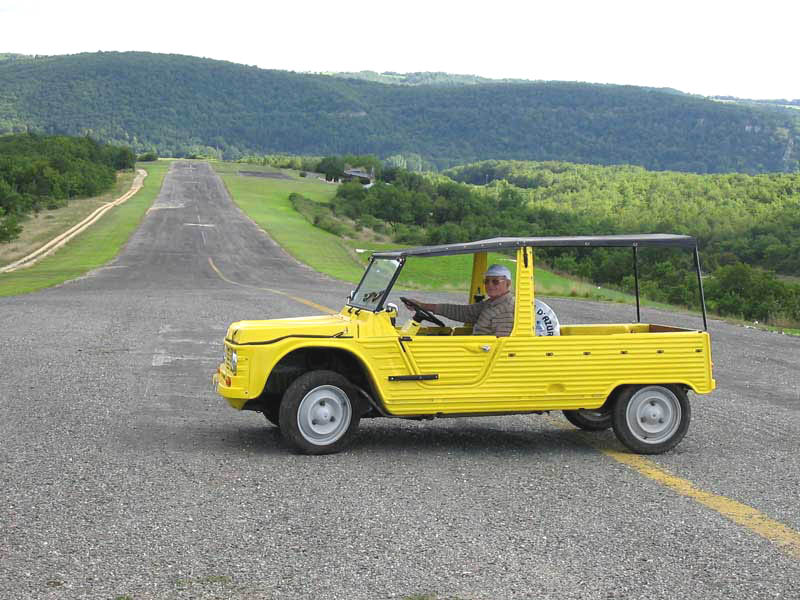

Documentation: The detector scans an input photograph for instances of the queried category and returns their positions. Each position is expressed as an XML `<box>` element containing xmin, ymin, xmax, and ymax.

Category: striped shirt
<box><xmin>434</xmin><ymin>293</ymin><xmax>515</xmax><ymax>337</ymax></box>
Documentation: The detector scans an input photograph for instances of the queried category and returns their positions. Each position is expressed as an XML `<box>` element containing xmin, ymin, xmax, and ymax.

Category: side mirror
<box><xmin>347</xmin><ymin>290</ymin><xmax>355</xmax><ymax>302</ymax></box>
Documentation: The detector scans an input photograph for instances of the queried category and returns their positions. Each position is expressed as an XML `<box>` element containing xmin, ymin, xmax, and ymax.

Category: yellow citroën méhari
<box><xmin>214</xmin><ymin>235</ymin><xmax>714</xmax><ymax>455</ymax></box>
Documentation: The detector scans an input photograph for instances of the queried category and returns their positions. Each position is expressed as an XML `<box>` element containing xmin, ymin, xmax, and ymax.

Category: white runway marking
<box><xmin>151</xmin><ymin>350</ymin><xmax>218</xmax><ymax>367</ymax></box>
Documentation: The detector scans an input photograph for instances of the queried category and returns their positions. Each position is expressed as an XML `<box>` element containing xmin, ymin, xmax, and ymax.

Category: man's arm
<box><xmin>434</xmin><ymin>302</ymin><xmax>484</xmax><ymax>325</ymax></box>
<box><xmin>400</xmin><ymin>298</ymin><xmax>432</xmax><ymax>312</ymax></box>
<box><xmin>401</xmin><ymin>297</ymin><xmax>485</xmax><ymax>326</ymax></box>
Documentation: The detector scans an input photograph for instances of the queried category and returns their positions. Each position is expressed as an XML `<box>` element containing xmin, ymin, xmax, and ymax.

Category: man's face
<box><xmin>484</xmin><ymin>276</ymin><xmax>511</xmax><ymax>299</ymax></box>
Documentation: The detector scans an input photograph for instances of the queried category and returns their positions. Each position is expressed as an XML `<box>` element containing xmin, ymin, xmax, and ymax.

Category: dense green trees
<box><xmin>445</xmin><ymin>160</ymin><xmax>800</xmax><ymax>275</ymax></box>
<box><xmin>328</xmin><ymin>158</ymin><xmax>800</xmax><ymax>325</ymax></box>
<box><xmin>239</xmin><ymin>153</ymin><xmax>382</xmax><ymax>181</ymax></box>
<box><xmin>0</xmin><ymin>133</ymin><xmax>134</xmax><ymax>242</ymax></box>
<box><xmin>2</xmin><ymin>52</ymin><xmax>798</xmax><ymax>173</ymax></box>
<box><xmin>239</xmin><ymin>154</ymin><xmax>323</xmax><ymax>172</ymax></box>
<box><xmin>704</xmin><ymin>263</ymin><xmax>800</xmax><ymax>323</ymax></box>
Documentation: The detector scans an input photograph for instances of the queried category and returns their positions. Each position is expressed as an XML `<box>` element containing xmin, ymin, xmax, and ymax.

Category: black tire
<box><xmin>279</xmin><ymin>370</ymin><xmax>361</xmax><ymax>455</ymax></box>
<box><xmin>262</xmin><ymin>401</ymin><xmax>280</xmax><ymax>427</ymax></box>
<box><xmin>612</xmin><ymin>385</ymin><xmax>690</xmax><ymax>454</ymax></box>
<box><xmin>563</xmin><ymin>409</ymin><xmax>612</xmax><ymax>431</ymax></box>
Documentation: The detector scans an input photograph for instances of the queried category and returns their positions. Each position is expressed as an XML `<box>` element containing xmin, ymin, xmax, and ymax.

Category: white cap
<box><xmin>485</xmin><ymin>264</ymin><xmax>512</xmax><ymax>280</ymax></box>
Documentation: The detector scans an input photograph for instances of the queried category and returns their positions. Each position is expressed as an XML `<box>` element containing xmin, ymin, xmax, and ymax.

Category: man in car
<box><xmin>401</xmin><ymin>264</ymin><xmax>515</xmax><ymax>337</ymax></box>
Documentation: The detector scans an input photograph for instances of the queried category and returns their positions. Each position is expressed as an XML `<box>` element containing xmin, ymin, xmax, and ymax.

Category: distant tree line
<box><xmin>240</xmin><ymin>154</ymin><xmax>323</xmax><ymax>172</ymax></box>
<box><xmin>240</xmin><ymin>152</ymin><xmax>434</xmax><ymax>175</ymax></box>
<box><xmin>330</xmin><ymin>71</ymin><xmax>527</xmax><ymax>86</ymax></box>
<box><xmin>2</xmin><ymin>52</ymin><xmax>798</xmax><ymax>173</ymax></box>
<box><xmin>0</xmin><ymin>133</ymin><xmax>135</xmax><ymax>243</ymax></box>
<box><xmin>239</xmin><ymin>153</ymin><xmax>384</xmax><ymax>181</ymax></box>
<box><xmin>328</xmin><ymin>158</ymin><xmax>800</xmax><ymax>325</ymax></box>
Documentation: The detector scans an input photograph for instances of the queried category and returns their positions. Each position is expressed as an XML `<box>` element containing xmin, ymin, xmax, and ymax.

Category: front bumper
<box><xmin>213</xmin><ymin>363</ymin><xmax>251</xmax><ymax>410</ymax></box>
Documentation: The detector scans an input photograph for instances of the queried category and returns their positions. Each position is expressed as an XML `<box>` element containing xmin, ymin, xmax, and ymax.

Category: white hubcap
<box><xmin>626</xmin><ymin>386</ymin><xmax>681</xmax><ymax>444</ymax></box>
<box><xmin>297</xmin><ymin>385</ymin><xmax>352</xmax><ymax>446</ymax></box>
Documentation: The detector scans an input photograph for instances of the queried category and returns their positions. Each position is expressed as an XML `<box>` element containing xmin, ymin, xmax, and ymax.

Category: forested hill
<box><xmin>1</xmin><ymin>51</ymin><xmax>799</xmax><ymax>173</ymax></box>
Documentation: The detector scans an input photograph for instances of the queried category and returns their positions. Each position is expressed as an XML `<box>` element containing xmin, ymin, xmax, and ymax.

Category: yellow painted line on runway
<box><xmin>605</xmin><ymin>449</ymin><xmax>800</xmax><ymax>559</ymax></box>
<box><xmin>553</xmin><ymin>418</ymin><xmax>800</xmax><ymax>560</ymax></box>
<box><xmin>208</xmin><ymin>257</ymin><xmax>336</xmax><ymax>314</ymax></box>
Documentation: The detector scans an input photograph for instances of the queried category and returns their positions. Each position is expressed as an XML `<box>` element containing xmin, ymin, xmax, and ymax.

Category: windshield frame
<box><xmin>347</xmin><ymin>256</ymin><xmax>405</xmax><ymax>312</ymax></box>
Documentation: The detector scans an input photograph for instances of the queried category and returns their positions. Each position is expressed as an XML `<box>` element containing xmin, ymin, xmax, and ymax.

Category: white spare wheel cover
<box><xmin>535</xmin><ymin>299</ymin><xmax>560</xmax><ymax>336</ymax></box>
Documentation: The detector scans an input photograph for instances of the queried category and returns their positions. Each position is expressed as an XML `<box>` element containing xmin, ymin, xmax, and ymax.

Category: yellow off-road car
<box><xmin>214</xmin><ymin>235</ymin><xmax>715</xmax><ymax>455</ymax></box>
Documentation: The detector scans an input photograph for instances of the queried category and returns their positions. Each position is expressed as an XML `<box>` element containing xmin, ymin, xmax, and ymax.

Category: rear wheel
<box><xmin>612</xmin><ymin>385</ymin><xmax>690</xmax><ymax>454</ymax></box>
<box><xmin>563</xmin><ymin>409</ymin><xmax>612</xmax><ymax>431</ymax></box>
<box><xmin>279</xmin><ymin>370</ymin><xmax>360</xmax><ymax>455</ymax></box>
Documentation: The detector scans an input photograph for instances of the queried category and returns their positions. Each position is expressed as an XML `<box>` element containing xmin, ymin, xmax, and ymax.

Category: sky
<box><xmin>2</xmin><ymin>0</ymin><xmax>799</xmax><ymax>100</ymax></box>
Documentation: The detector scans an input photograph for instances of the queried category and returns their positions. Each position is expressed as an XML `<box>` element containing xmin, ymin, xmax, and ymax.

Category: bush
<box><xmin>290</xmin><ymin>192</ymin><xmax>355</xmax><ymax>238</ymax></box>
<box><xmin>393</xmin><ymin>223</ymin><xmax>427</xmax><ymax>245</ymax></box>
<box><xmin>314</xmin><ymin>215</ymin><xmax>351</xmax><ymax>238</ymax></box>
<box><xmin>704</xmin><ymin>263</ymin><xmax>800</xmax><ymax>323</ymax></box>
<box><xmin>0</xmin><ymin>211</ymin><xmax>21</xmax><ymax>243</ymax></box>
<box><xmin>0</xmin><ymin>134</ymin><xmax>127</xmax><ymax>243</ymax></box>
<box><xmin>357</xmin><ymin>214</ymin><xmax>385</xmax><ymax>233</ymax></box>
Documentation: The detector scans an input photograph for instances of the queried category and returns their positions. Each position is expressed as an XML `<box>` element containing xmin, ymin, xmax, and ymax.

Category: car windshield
<box><xmin>348</xmin><ymin>258</ymin><xmax>402</xmax><ymax>311</ymax></box>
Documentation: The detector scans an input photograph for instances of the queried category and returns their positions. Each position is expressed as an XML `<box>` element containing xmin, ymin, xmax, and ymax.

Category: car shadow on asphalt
<box><xmin>151</xmin><ymin>417</ymin><xmax>626</xmax><ymax>458</ymax></box>
<box><xmin>349</xmin><ymin>420</ymin><xmax>622</xmax><ymax>457</ymax></box>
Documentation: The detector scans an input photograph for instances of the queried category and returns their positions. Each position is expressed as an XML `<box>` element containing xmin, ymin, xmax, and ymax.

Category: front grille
<box><xmin>224</xmin><ymin>345</ymin><xmax>233</xmax><ymax>371</ymax></box>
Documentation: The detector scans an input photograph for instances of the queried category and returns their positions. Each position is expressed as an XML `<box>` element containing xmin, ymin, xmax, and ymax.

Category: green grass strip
<box><xmin>212</xmin><ymin>163</ymin><xmax>638</xmax><ymax>302</ymax></box>
<box><xmin>0</xmin><ymin>160</ymin><xmax>170</xmax><ymax>297</ymax></box>
<box><xmin>213</xmin><ymin>163</ymin><xmax>365</xmax><ymax>281</ymax></box>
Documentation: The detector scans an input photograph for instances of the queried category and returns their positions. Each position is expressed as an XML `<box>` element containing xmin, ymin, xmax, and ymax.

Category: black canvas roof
<box><xmin>371</xmin><ymin>234</ymin><xmax>697</xmax><ymax>259</ymax></box>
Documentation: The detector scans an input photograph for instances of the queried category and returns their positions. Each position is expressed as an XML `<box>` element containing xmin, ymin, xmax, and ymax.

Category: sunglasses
<box><xmin>484</xmin><ymin>277</ymin><xmax>507</xmax><ymax>286</ymax></box>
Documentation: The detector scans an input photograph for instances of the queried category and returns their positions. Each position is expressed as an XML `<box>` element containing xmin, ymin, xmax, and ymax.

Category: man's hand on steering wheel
<box><xmin>399</xmin><ymin>297</ymin><xmax>446</xmax><ymax>327</ymax></box>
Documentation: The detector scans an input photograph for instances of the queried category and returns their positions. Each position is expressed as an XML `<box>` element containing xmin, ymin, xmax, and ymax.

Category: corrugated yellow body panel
<box><xmin>405</xmin><ymin>339</ymin><xmax>495</xmax><ymax>384</ymax></box>
<box><xmin>356</xmin><ymin>339</ymin><xmax>410</xmax><ymax>381</ymax></box>
<box><xmin>370</xmin><ymin>329</ymin><xmax>713</xmax><ymax>415</ymax></box>
<box><xmin>512</xmin><ymin>247</ymin><xmax>535</xmax><ymax>337</ymax></box>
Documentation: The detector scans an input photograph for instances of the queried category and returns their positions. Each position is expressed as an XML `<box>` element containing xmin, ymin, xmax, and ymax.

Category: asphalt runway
<box><xmin>1</xmin><ymin>161</ymin><xmax>799</xmax><ymax>599</ymax></box>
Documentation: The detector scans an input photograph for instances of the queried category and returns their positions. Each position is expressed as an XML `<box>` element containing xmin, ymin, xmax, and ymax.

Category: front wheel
<box><xmin>612</xmin><ymin>385</ymin><xmax>690</xmax><ymax>454</ymax></box>
<box><xmin>262</xmin><ymin>401</ymin><xmax>280</xmax><ymax>427</ymax></box>
<box><xmin>279</xmin><ymin>370</ymin><xmax>360</xmax><ymax>455</ymax></box>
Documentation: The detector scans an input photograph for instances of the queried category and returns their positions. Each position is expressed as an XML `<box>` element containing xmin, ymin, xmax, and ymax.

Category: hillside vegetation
<box><xmin>288</xmin><ymin>155</ymin><xmax>799</xmax><ymax>325</ymax></box>
<box><xmin>1</xmin><ymin>52</ymin><xmax>798</xmax><ymax>173</ymax></box>
<box><xmin>445</xmin><ymin>160</ymin><xmax>800</xmax><ymax>276</ymax></box>
<box><xmin>0</xmin><ymin>133</ymin><xmax>135</xmax><ymax>242</ymax></box>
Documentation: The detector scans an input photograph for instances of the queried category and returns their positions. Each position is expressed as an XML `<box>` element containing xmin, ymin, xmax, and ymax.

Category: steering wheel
<box><xmin>400</xmin><ymin>297</ymin><xmax>446</xmax><ymax>327</ymax></box>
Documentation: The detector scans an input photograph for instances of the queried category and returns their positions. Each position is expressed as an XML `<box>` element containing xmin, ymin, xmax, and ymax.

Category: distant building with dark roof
<box><xmin>343</xmin><ymin>167</ymin><xmax>375</xmax><ymax>185</ymax></box>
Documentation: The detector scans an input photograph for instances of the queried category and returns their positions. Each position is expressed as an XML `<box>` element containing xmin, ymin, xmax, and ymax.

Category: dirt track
<box><xmin>1</xmin><ymin>161</ymin><xmax>798</xmax><ymax>599</ymax></box>
<box><xmin>0</xmin><ymin>169</ymin><xmax>147</xmax><ymax>273</ymax></box>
